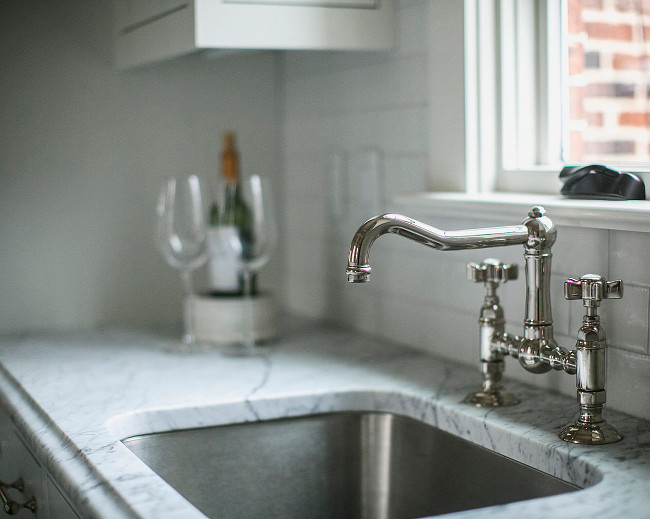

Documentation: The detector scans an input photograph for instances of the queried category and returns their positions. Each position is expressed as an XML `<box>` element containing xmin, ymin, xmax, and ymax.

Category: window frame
<box><xmin>464</xmin><ymin>0</ymin><xmax>650</xmax><ymax>197</ymax></box>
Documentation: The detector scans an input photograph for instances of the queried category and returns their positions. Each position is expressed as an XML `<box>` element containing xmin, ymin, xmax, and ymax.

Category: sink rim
<box><xmin>121</xmin><ymin>409</ymin><xmax>585</xmax><ymax>490</ymax></box>
<box><xmin>121</xmin><ymin>409</ymin><xmax>583</xmax><ymax>519</ymax></box>
<box><xmin>106</xmin><ymin>389</ymin><xmax>604</xmax><ymax>491</ymax></box>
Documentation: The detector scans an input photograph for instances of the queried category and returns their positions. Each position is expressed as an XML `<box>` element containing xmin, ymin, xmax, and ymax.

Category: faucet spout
<box><xmin>346</xmin><ymin>213</ymin><xmax>529</xmax><ymax>282</ymax></box>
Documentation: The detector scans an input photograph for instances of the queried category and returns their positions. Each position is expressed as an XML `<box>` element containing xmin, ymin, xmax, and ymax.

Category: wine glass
<box><xmin>223</xmin><ymin>174</ymin><xmax>277</xmax><ymax>353</ymax></box>
<box><xmin>155</xmin><ymin>175</ymin><xmax>209</xmax><ymax>348</ymax></box>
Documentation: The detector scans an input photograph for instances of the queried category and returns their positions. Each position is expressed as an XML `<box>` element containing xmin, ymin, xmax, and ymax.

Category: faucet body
<box><xmin>347</xmin><ymin>209</ymin><xmax>557</xmax><ymax>358</ymax></box>
<box><xmin>346</xmin><ymin>207</ymin><xmax>622</xmax><ymax>444</ymax></box>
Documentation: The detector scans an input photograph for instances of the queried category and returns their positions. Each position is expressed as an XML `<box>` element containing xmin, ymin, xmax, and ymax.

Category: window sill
<box><xmin>394</xmin><ymin>192</ymin><xmax>650</xmax><ymax>233</ymax></box>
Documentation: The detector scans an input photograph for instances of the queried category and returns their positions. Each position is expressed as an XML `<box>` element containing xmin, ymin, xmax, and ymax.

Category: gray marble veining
<box><xmin>0</xmin><ymin>318</ymin><xmax>649</xmax><ymax>519</ymax></box>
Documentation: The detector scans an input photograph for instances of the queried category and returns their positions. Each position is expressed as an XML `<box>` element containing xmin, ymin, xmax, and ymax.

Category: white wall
<box><xmin>0</xmin><ymin>1</ymin><xmax>278</xmax><ymax>332</ymax></box>
<box><xmin>280</xmin><ymin>0</ymin><xmax>650</xmax><ymax>421</ymax></box>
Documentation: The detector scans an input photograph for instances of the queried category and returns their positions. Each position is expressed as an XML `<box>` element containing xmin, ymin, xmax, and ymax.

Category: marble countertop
<box><xmin>0</xmin><ymin>318</ymin><xmax>649</xmax><ymax>519</ymax></box>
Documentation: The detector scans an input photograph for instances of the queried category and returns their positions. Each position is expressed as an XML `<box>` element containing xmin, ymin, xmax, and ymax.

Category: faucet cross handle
<box><xmin>564</xmin><ymin>274</ymin><xmax>623</xmax><ymax>307</ymax></box>
<box><xmin>467</xmin><ymin>259</ymin><xmax>518</xmax><ymax>285</ymax></box>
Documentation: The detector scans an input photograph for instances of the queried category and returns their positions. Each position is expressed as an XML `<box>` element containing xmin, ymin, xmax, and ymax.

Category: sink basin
<box><xmin>122</xmin><ymin>411</ymin><xmax>579</xmax><ymax>519</ymax></box>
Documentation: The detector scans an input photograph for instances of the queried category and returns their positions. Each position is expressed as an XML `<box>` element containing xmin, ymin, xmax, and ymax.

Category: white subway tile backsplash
<box><xmin>383</xmin><ymin>155</ymin><xmax>428</xmax><ymax>200</ymax></box>
<box><xmin>378</xmin><ymin>250</ymin><xmax>451</xmax><ymax>305</ymax></box>
<box><xmin>348</xmin><ymin>149</ymin><xmax>383</xmax><ymax>223</ymax></box>
<box><xmin>377</xmin><ymin>294</ymin><xmax>429</xmax><ymax>347</ymax></box>
<box><xmin>283</xmin><ymin>204</ymin><xmax>328</xmax><ymax>243</ymax></box>
<box><xmin>339</xmin><ymin>283</ymin><xmax>385</xmax><ymax>336</ymax></box>
<box><xmin>283</xmin><ymin>156</ymin><xmax>328</xmax><ymax>197</ymax></box>
<box><xmin>599</xmin><ymin>283</ymin><xmax>649</xmax><ymax>354</ymax></box>
<box><xmin>286</xmin><ymin>113</ymin><xmax>397</xmax><ymax>158</ymax></box>
<box><xmin>395</xmin><ymin>3</ymin><xmax>427</xmax><ymax>56</ymax></box>
<box><xmin>395</xmin><ymin>55</ymin><xmax>428</xmax><ymax>105</ymax></box>
<box><xmin>607</xmin><ymin>347</ymin><xmax>650</xmax><ymax>418</ymax></box>
<box><xmin>285</xmin><ymin>279</ymin><xmax>328</xmax><ymax>320</ymax></box>
<box><xmin>285</xmin><ymin>237</ymin><xmax>327</xmax><ymax>281</ymax></box>
<box><xmin>609</xmin><ymin>230</ymin><xmax>650</xmax><ymax>286</ymax></box>
<box><xmin>420</xmin><ymin>304</ymin><xmax>476</xmax><ymax>365</ymax></box>
<box><xmin>497</xmin><ymin>277</ymin><xmax>526</xmax><ymax>327</ymax></box>
<box><xmin>282</xmin><ymin>51</ymin><xmax>391</xmax><ymax>81</ymax></box>
<box><xmin>396</xmin><ymin>0</ymin><xmax>428</xmax><ymax>8</ymax></box>
<box><xmin>550</xmin><ymin>274</ymin><xmax>572</xmax><ymax>337</ymax></box>
<box><xmin>503</xmin><ymin>353</ymin><xmax>577</xmax><ymax>398</ymax></box>
<box><xmin>286</xmin><ymin>56</ymin><xmax>427</xmax><ymax>121</ymax></box>
<box><xmin>326</xmin><ymin>151</ymin><xmax>349</xmax><ymax>219</ymax></box>
<box><xmin>347</xmin><ymin>107</ymin><xmax>430</xmax><ymax>155</ymax></box>
<box><xmin>284</xmin><ymin>117</ymin><xmax>341</xmax><ymax>157</ymax></box>
<box><xmin>552</xmin><ymin>226</ymin><xmax>610</xmax><ymax>277</ymax></box>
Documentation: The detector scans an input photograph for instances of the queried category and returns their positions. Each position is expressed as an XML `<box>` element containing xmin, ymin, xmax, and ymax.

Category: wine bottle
<box><xmin>207</xmin><ymin>132</ymin><xmax>256</xmax><ymax>296</ymax></box>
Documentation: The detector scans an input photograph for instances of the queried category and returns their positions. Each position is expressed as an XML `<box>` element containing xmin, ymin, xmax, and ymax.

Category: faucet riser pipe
<box><xmin>480</xmin><ymin>322</ymin><xmax>502</xmax><ymax>362</ymax></box>
<box><xmin>523</xmin><ymin>252</ymin><xmax>553</xmax><ymax>328</ymax></box>
<box><xmin>576</xmin><ymin>342</ymin><xmax>606</xmax><ymax>392</ymax></box>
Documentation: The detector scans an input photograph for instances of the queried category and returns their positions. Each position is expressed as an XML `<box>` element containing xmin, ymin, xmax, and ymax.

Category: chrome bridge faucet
<box><xmin>346</xmin><ymin>207</ymin><xmax>623</xmax><ymax>444</ymax></box>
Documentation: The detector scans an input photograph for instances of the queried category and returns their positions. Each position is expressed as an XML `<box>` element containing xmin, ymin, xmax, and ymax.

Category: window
<box><xmin>465</xmin><ymin>0</ymin><xmax>650</xmax><ymax>195</ymax></box>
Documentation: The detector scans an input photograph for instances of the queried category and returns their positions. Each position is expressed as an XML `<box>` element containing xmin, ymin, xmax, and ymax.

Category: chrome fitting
<box><xmin>464</xmin><ymin>259</ymin><xmax>519</xmax><ymax>407</ymax></box>
<box><xmin>578</xmin><ymin>390</ymin><xmax>606</xmax><ymax>406</ymax></box>
<box><xmin>560</xmin><ymin>275</ymin><xmax>623</xmax><ymax>444</ymax></box>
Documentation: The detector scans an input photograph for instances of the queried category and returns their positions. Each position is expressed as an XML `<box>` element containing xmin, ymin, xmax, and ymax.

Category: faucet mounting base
<box><xmin>463</xmin><ymin>389</ymin><xmax>520</xmax><ymax>408</ymax></box>
<box><xmin>559</xmin><ymin>420</ymin><xmax>622</xmax><ymax>444</ymax></box>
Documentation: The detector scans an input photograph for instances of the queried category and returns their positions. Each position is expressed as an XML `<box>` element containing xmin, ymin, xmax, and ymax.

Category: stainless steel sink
<box><xmin>122</xmin><ymin>412</ymin><xmax>580</xmax><ymax>519</ymax></box>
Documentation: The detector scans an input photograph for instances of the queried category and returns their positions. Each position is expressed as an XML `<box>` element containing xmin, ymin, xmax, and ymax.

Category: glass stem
<box><xmin>241</xmin><ymin>268</ymin><xmax>255</xmax><ymax>351</ymax></box>
<box><xmin>181</xmin><ymin>268</ymin><xmax>196</xmax><ymax>345</ymax></box>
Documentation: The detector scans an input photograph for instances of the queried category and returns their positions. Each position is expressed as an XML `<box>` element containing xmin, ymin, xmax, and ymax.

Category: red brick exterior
<box><xmin>566</xmin><ymin>0</ymin><xmax>650</xmax><ymax>163</ymax></box>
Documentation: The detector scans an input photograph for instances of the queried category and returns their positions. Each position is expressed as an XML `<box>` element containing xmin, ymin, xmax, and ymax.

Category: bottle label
<box><xmin>207</xmin><ymin>226</ymin><xmax>240</xmax><ymax>292</ymax></box>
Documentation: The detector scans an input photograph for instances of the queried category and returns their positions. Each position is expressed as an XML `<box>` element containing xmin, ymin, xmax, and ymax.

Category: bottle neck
<box><xmin>222</xmin><ymin>183</ymin><xmax>244</xmax><ymax>227</ymax></box>
<box><xmin>221</xmin><ymin>147</ymin><xmax>238</xmax><ymax>185</ymax></box>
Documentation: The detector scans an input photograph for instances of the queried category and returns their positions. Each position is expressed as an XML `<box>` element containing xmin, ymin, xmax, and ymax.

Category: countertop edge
<box><xmin>0</xmin><ymin>363</ymin><xmax>134</xmax><ymax>519</ymax></box>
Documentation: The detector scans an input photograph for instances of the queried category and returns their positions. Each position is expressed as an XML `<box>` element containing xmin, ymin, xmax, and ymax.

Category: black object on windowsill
<box><xmin>559</xmin><ymin>165</ymin><xmax>646</xmax><ymax>200</ymax></box>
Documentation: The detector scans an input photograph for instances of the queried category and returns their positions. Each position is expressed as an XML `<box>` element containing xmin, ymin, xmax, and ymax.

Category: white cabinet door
<box><xmin>225</xmin><ymin>0</ymin><xmax>377</xmax><ymax>6</ymax></box>
<box><xmin>114</xmin><ymin>0</ymin><xmax>393</xmax><ymax>69</ymax></box>
<box><xmin>47</xmin><ymin>477</ymin><xmax>80</xmax><ymax>519</ymax></box>
<box><xmin>0</xmin><ymin>410</ymin><xmax>42</xmax><ymax>518</ymax></box>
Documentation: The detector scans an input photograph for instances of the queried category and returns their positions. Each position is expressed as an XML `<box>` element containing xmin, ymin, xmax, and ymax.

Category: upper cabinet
<box><xmin>113</xmin><ymin>0</ymin><xmax>394</xmax><ymax>69</ymax></box>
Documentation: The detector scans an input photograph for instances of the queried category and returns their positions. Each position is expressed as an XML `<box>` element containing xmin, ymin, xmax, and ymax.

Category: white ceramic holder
<box><xmin>184</xmin><ymin>293</ymin><xmax>277</xmax><ymax>345</ymax></box>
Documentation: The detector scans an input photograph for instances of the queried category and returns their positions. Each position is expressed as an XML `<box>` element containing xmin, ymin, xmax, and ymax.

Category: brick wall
<box><xmin>567</xmin><ymin>0</ymin><xmax>650</xmax><ymax>163</ymax></box>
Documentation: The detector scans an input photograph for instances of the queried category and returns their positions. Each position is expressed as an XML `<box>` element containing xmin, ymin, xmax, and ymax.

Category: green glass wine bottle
<box><xmin>207</xmin><ymin>132</ymin><xmax>257</xmax><ymax>296</ymax></box>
